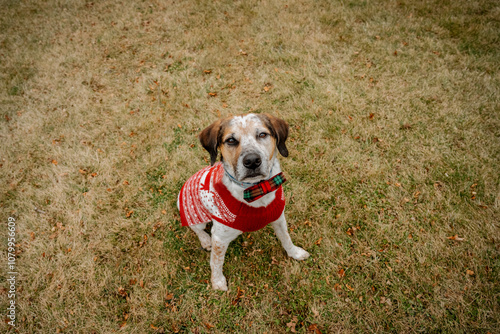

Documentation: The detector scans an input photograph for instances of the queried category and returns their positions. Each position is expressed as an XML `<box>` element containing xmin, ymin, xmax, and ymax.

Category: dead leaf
<box><xmin>337</xmin><ymin>268</ymin><xmax>345</xmax><ymax>278</ymax></box>
<box><xmin>315</xmin><ymin>237</ymin><xmax>323</xmax><ymax>245</ymax></box>
<box><xmin>118</xmin><ymin>287</ymin><xmax>127</xmax><ymax>297</ymax></box>
<box><xmin>308</xmin><ymin>324</ymin><xmax>322</xmax><ymax>334</ymax></box>
<box><xmin>345</xmin><ymin>284</ymin><xmax>355</xmax><ymax>291</ymax></box>
<box><xmin>51</xmin><ymin>160</ymin><xmax>58</xmax><ymax>165</ymax></box>
<box><xmin>208</xmin><ymin>92</ymin><xmax>217</xmax><ymax>97</ymax></box>
<box><xmin>165</xmin><ymin>293</ymin><xmax>174</xmax><ymax>300</ymax></box>
<box><xmin>447</xmin><ymin>235</ymin><xmax>464</xmax><ymax>241</ymax></box>
<box><xmin>232</xmin><ymin>287</ymin><xmax>244</xmax><ymax>305</ymax></box>
<box><xmin>286</xmin><ymin>316</ymin><xmax>298</xmax><ymax>333</ymax></box>
<box><xmin>333</xmin><ymin>283</ymin><xmax>342</xmax><ymax>291</ymax></box>
<box><xmin>466</xmin><ymin>269</ymin><xmax>474</xmax><ymax>276</ymax></box>
<box><xmin>368</xmin><ymin>113</ymin><xmax>375</xmax><ymax>120</ymax></box>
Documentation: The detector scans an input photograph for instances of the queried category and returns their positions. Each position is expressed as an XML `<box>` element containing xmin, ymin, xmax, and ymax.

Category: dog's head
<box><xmin>199</xmin><ymin>113</ymin><xmax>289</xmax><ymax>182</ymax></box>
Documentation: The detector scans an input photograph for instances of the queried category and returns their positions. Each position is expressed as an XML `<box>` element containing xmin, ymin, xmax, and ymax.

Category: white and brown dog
<box><xmin>178</xmin><ymin>113</ymin><xmax>309</xmax><ymax>291</ymax></box>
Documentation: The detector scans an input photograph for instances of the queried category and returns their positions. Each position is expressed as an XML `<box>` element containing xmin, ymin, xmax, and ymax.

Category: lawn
<box><xmin>1</xmin><ymin>0</ymin><xmax>499</xmax><ymax>332</ymax></box>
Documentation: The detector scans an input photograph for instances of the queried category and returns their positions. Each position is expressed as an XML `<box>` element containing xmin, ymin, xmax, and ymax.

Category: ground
<box><xmin>0</xmin><ymin>0</ymin><xmax>499</xmax><ymax>333</ymax></box>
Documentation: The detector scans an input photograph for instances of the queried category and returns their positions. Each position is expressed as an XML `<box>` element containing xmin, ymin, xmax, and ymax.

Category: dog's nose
<box><xmin>243</xmin><ymin>153</ymin><xmax>262</xmax><ymax>170</ymax></box>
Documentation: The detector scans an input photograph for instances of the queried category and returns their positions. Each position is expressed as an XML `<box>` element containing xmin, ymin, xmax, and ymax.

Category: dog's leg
<box><xmin>272</xmin><ymin>213</ymin><xmax>310</xmax><ymax>260</ymax></box>
<box><xmin>189</xmin><ymin>223</ymin><xmax>212</xmax><ymax>251</ymax></box>
<box><xmin>210</xmin><ymin>223</ymin><xmax>242</xmax><ymax>291</ymax></box>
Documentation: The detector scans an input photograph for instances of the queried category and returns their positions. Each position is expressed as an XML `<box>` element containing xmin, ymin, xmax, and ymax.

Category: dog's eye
<box><xmin>226</xmin><ymin>138</ymin><xmax>238</xmax><ymax>145</ymax></box>
<box><xmin>258</xmin><ymin>132</ymin><xmax>268</xmax><ymax>139</ymax></box>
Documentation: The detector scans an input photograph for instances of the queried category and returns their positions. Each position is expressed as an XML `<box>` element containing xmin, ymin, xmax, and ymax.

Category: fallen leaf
<box><xmin>466</xmin><ymin>269</ymin><xmax>474</xmax><ymax>276</ymax></box>
<box><xmin>286</xmin><ymin>316</ymin><xmax>298</xmax><ymax>333</ymax></box>
<box><xmin>447</xmin><ymin>235</ymin><xmax>464</xmax><ymax>241</ymax></box>
<box><xmin>308</xmin><ymin>324</ymin><xmax>322</xmax><ymax>334</ymax></box>
<box><xmin>337</xmin><ymin>268</ymin><xmax>345</xmax><ymax>278</ymax></box>
<box><xmin>165</xmin><ymin>293</ymin><xmax>174</xmax><ymax>300</ymax></box>
<box><xmin>232</xmin><ymin>287</ymin><xmax>244</xmax><ymax>305</ymax></box>
<box><xmin>315</xmin><ymin>237</ymin><xmax>323</xmax><ymax>245</ymax></box>
<box><xmin>52</xmin><ymin>160</ymin><xmax>58</xmax><ymax>165</ymax></box>
<box><xmin>345</xmin><ymin>284</ymin><xmax>355</xmax><ymax>291</ymax></box>
<box><xmin>118</xmin><ymin>287</ymin><xmax>127</xmax><ymax>297</ymax></box>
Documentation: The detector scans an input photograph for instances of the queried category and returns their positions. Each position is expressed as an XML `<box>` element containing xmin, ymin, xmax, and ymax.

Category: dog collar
<box><xmin>224</xmin><ymin>169</ymin><xmax>262</xmax><ymax>188</ymax></box>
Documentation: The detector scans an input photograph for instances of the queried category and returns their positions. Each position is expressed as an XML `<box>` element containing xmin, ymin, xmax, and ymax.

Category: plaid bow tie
<box><xmin>243</xmin><ymin>173</ymin><xmax>286</xmax><ymax>203</ymax></box>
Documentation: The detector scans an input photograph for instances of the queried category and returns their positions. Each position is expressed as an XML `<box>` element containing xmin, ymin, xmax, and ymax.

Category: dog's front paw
<box><xmin>288</xmin><ymin>246</ymin><xmax>310</xmax><ymax>261</ymax></box>
<box><xmin>211</xmin><ymin>275</ymin><xmax>228</xmax><ymax>291</ymax></box>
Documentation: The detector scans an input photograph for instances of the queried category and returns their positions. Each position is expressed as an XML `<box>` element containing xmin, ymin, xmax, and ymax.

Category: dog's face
<box><xmin>199</xmin><ymin>114</ymin><xmax>289</xmax><ymax>182</ymax></box>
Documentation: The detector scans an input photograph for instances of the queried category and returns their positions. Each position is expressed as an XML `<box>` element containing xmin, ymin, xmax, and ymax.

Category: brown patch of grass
<box><xmin>1</xmin><ymin>0</ymin><xmax>499</xmax><ymax>332</ymax></box>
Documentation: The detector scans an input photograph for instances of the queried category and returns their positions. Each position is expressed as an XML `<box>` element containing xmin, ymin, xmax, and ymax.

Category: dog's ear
<box><xmin>260</xmin><ymin>114</ymin><xmax>289</xmax><ymax>157</ymax></box>
<box><xmin>199</xmin><ymin>119</ymin><xmax>223</xmax><ymax>165</ymax></box>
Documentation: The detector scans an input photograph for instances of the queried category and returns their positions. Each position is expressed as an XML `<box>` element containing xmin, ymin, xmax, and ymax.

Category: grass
<box><xmin>1</xmin><ymin>0</ymin><xmax>499</xmax><ymax>332</ymax></box>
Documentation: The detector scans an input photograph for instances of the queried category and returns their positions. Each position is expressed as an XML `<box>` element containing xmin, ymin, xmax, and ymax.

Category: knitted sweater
<box><xmin>179</xmin><ymin>163</ymin><xmax>285</xmax><ymax>232</ymax></box>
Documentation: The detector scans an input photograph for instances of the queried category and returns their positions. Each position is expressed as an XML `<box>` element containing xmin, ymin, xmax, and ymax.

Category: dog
<box><xmin>177</xmin><ymin>113</ymin><xmax>309</xmax><ymax>291</ymax></box>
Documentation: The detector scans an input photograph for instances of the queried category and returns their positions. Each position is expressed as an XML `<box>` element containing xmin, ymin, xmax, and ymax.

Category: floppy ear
<box><xmin>199</xmin><ymin>119</ymin><xmax>222</xmax><ymax>165</ymax></box>
<box><xmin>261</xmin><ymin>114</ymin><xmax>289</xmax><ymax>157</ymax></box>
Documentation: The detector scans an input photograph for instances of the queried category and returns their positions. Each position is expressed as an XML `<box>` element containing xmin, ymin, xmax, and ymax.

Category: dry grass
<box><xmin>1</xmin><ymin>0</ymin><xmax>499</xmax><ymax>332</ymax></box>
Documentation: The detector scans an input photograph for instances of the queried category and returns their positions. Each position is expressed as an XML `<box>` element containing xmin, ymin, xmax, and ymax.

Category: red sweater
<box><xmin>179</xmin><ymin>163</ymin><xmax>285</xmax><ymax>232</ymax></box>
